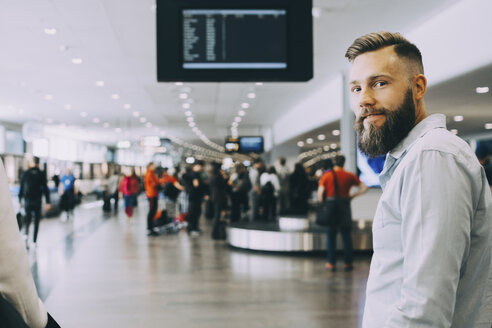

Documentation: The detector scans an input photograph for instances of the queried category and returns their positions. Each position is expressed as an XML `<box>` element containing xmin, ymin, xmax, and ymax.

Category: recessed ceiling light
<box><xmin>111</xmin><ymin>94</ymin><xmax>120</xmax><ymax>100</ymax></box>
<box><xmin>241</xmin><ymin>103</ymin><xmax>250</xmax><ymax>109</ymax></box>
<box><xmin>317</xmin><ymin>134</ymin><xmax>326</xmax><ymax>140</ymax></box>
<box><xmin>179</xmin><ymin>93</ymin><xmax>188</xmax><ymax>99</ymax></box>
<box><xmin>44</xmin><ymin>94</ymin><xmax>53</xmax><ymax>101</ymax></box>
<box><xmin>64</xmin><ymin>104</ymin><xmax>72</xmax><ymax>110</ymax></box>
<box><xmin>132</xmin><ymin>111</ymin><xmax>140</xmax><ymax>117</ymax></box>
<box><xmin>80</xmin><ymin>112</ymin><xmax>88</xmax><ymax>117</ymax></box>
<box><xmin>476</xmin><ymin>87</ymin><xmax>489</xmax><ymax>94</ymax></box>
<box><xmin>182</xmin><ymin>103</ymin><xmax>191</xmax><ymax>109</ymax></box>
<box><xmin>185</xmin><ymin>111</ymin><xmax>192</xmax><ymax>116</ymax></box>
<box><xmin>92</xmin><ymin>118</ymin><xmax>100</xmax><ymax>123</ymax></box>
<box><xmin>186</xmin><ymin>117</ymin><xmax>194</xmax><ymax>122</ymax></box>
<box><xmin>234</xmin><ymin>117</ymin><xmax>242</xmax><ymax>122</ymax></box>
<box><xmin>123</xmin><ymin>104</ymin><xmax>131</xmax><ymax>109</ymax></box>
<box><xmin>330</xmin><ymin>143</ymin><xmax>338</xmax><ymax>149</ymax></box>
<box><xmin>485</xmin><ymin>123</ymin><xmax>492</xmax><ymax>130</ymax></box>
<box><xmin>306</xmin><ymin>138</ymin><xmax>313</xmax><ymax>144</ymax></box>
<box><xmin>297</xmin><ymin>141</ymin><xmax>305</xmax><ymax>147</ymax></box>
<box><xmin>450</xmin><ymin>129</ymin><xmax>458</xmax><ymax>135</ymax></box>
<box><xmin>139</xmin><ymin>117</ymin><xmax>147</xmax><ymax>123</ymax></box>
<box><xmin>332</xmin><ymin>129</ymin><xmax>341</xmax><ymax>136</ymax></box>
<box><xmin>247</xmin><ymin>93</ymin><xmax>256</xmax><ymax>99</ymax></box>
<box><xmin>146</xmin><ymin>122</ymin><xmax>152</xmax><ymax>128</ymax></box>
<box><xmin>256</xmin><ymin>82</ymin><xmax>263</xmax><ymax>86</ymax></box>
<box><xmin>71</xmin><ymin>58</ymin><xmax>83</xmax><ymax>64</ymax></box>
<box><xmin>175</xmin><ymin>82</ymin><xmax>183</xmax><ymax>86</ymax></box>
<box><xmin>232</xmin><ymin>122</ymin><xmax>239</xmax><ymax>127</ymax></box>
<box><xmin>238</xmin><ymin>110</ymin><xmax>246</xmax><ymax>116</ymax></box>
<box><xmin>323</xmin><ymin>145</ymin><xmax>330</xmax><ymax>151</ymax></box>
<box><xmin>453</xmin><ymin>115</ymin><xmax>464</xmax><ymax>122</ymax></box>
<box><xmin>189</xmin><ymin>122</ymin><xmax>196</xmax><ymax>127</ymax></box>
<box><xmin>312</xmin><ymin>7</ymin><xmax>321</xmax><ymax>18</ymax></box>
<box><xmin>95</xmin><ymin>81</ymin><xmax>105</xmax><ymax>87</ymax></box>
<box><xmin>44</xmin><ymin>28</ymin><xmax>57</xmax><ymax>35</ymax></box>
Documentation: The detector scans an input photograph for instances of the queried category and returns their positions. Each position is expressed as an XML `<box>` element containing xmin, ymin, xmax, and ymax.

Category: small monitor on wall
<box><xmin>156</xmin><ymin>0</ymin><xmax>313</xmax><ymax>82</ymax></box>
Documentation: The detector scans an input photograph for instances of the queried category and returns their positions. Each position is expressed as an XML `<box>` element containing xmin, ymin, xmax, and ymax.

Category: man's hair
<box><xmin>334</xmin><ymin>155</ymin><xmax>346</xmax><ymax>167</ymax></box>
<box><xmin>345</xmin><ymin>31</ymin><xmax>424</xmax><ymax>75</ymax></box>
<box><xmin>33</xmin><ymin>157</ymin><xmax>40</xmax><ymax>165</ymax></box>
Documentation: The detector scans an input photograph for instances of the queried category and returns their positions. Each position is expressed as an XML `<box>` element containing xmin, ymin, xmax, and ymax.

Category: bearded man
<box><xmin>346</xmin><ymin>31</ymin><xmax>492</xmax><ymax>327</ymax></box>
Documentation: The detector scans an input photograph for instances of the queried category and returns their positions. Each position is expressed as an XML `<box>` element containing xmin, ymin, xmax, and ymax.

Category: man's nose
<box><xmin>359</xmin><ymin>88</ymin><xmax>376</xmax><ymax>109</ymax></box>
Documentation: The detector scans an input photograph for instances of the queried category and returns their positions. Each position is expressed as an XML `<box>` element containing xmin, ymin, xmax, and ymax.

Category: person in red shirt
<box><xmin>119</xmin><ymin>169</ymin><xmax>140</xmax><ymax>219</ymax></box>
<box><xmin>317</xmin><ymin>155</ymin><xmax>368</xmax><ymax>271</ymax></box>
<box><xmin>144</xmin><ymin>162</ymin><xmax>161</xmax><ymax>236</ymax></box>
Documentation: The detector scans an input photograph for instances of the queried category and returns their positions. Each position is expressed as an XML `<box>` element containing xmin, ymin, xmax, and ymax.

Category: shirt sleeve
<box><xmin>385</xmin><ymin>150</ymin><xmax>476</xmax><ymax>327</ymax></box>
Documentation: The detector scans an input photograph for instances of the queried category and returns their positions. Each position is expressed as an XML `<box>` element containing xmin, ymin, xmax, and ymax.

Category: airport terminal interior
<box><xmin>1</xmin><ymin>0</ymin><xmax>492</xmax><ymax>327</ymax></box>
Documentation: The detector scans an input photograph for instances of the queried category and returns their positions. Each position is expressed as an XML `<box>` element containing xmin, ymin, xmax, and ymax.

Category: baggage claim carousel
<box><xmin>227</xmin><ymin>215</ymin><xmax>373</xmax><ymax>252</ymax></box>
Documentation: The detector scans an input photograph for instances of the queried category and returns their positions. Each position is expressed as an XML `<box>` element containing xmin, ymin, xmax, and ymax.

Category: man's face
<box><xmin>349</xmin><ymin>46</ymin><xmax>416</xmax><ymax>157</ymax></box>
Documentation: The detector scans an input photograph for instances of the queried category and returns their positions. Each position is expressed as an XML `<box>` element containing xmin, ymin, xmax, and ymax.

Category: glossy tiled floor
<box><xmin>26</xmin><ymin>197</ymin><xmax>371</xmax><ymax>327</ymax></box>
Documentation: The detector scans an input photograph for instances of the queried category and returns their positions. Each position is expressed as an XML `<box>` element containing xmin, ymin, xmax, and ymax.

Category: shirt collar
<box><xmin>388</xmin><ymin>113</ymin><xmax>447</xmax><ymax>159</ymax></box>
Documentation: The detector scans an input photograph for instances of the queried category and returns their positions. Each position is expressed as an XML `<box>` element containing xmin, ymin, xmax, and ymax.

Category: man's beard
<box><xmin>355</xmin><ymin>89</ymin><xmax>416</xmax><ymax>158</ymax></box>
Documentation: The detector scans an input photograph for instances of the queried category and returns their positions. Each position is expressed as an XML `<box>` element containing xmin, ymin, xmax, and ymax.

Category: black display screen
<box><xmin>182</xmin><ymin>9</ymin><xmax>287</xmax><ymax>70</ymax></box>
<box><xmin>156</xmin><ymin>0</ymin><xmax>312</xmax><ymax>82</ymax></box>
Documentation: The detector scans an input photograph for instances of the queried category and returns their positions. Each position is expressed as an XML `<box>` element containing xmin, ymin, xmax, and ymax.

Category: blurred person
<box><xmin>59</xmin><ymin>167</ymin><xmax>76</xmax><ymax>221</ymax></box>
<box><xmin>160</xmin><ymin>167</ymin><xmax>184</xmax><ymax>222</ymax></box>
<box><xmin>177</xmin><ymin>165</ymin><xmax>193</xmax><ymax>225</ymax></box>
<box><xmin>289</xmin><ymin>162</ymin><xmax>310</xmax><ymax>215</ymax></box>
<box><xmin>317</xmin><ymin>155</ymin><xmax>368</xmax><ymax>271</ymax></box>
<box><xmin>18</xmin><ymin>157</ymin><xmax>51</xmax><ymax>249</ymax></box>
<box><xmin>260</xmin><ymin>166</ymin><xmax>281</xmax><ymax>222</ymax></box>
<box><xmin>0</xmin><ymin>159</ymin><xmax>60</xmax><ymax>327</ymax></box>
<box><xmin>483</xmin><ymin>156</ymin><xmax>492</xmax><ymax>193</ymax></box>
<box><xmin>275</xmin><ymin>156</ymin><xmax>290</xmax><ymax>215</ymax></box>
<box><xmin>144</xmin><ymin>162</ymin><xmax>161</xmax><ymax>236</ymax></box>
<box><xmin>249</xmin><ymin>158</ymin><xmax>265</xmax><ymax>221</ymax></box>
<box><xmin>346</xmin><ymin>31</ymin><xmax>492</xmax><ymax>327</ymax></box>
<box><xmin>187</xmin><ymin>163</ymin><xmax>206</xmax><ymax>236</ymax></box>
<box><xmin>106</xmin><ymin>169</ymin><xmax>121</xmax><ymax>212</ymax></box>
<box><xmin>229</xmin><ymin>163</ymin><xmax>251</xmax><ymax>222</ymax></box>
<box><xmin>120</xmin><ymin>169</ymin><xmax>140</xmax><ymax>219</ymax></box>
<box><xmin>209</xmin><ymin>163</ymin><xmax>230</xmax><ymax>239</ymax></box>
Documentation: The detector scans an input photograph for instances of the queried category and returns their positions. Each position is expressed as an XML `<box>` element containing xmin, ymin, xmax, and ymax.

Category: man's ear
<box><xmin>413</xmin><ymin>74</ymin><xmax>427</xmax><ymax>101</ymax></box>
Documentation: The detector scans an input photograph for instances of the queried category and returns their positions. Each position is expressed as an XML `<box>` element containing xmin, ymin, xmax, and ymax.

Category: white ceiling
<box><xmin>0</xmin><ymin>0</ymin><xmax>490</xmax><ymax>152</ymax></box>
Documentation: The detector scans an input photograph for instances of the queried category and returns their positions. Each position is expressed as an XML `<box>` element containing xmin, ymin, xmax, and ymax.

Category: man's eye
<box><xmin>374</xmin><ymin>81</ymin><xmax>387</xmax><ymax>88</ymax></box>
<box><xmin>351</xmin><ymin>87</ymin><xmax>361</xmax><ymax>93</ymax></box>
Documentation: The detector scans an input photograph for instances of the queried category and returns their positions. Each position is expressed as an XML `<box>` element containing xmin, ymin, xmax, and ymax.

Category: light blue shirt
<box><xmin>363</xmin><ymin>114</ymin><xmax>492</xmax><ymax>327</ymax></box>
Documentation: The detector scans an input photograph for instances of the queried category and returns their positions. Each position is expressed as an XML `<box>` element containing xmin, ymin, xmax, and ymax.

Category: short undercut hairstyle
<box><xmin>345</xmin><ymin>31</ymin><xmax>424</xmax><ymax>75</ymax></box>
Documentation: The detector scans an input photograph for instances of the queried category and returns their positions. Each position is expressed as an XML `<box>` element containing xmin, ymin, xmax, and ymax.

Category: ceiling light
<box><xmin>332</xmin><ymin>129</ymin><xmax>341</xmax><ymax>136</ymax></box>
<box><xmin>323</xmin><ymin>145</ymin><xmax>330</xmax><ymax>151</ymax></box>
<box><xmin>312</xmin><ymin>7</ymin><xmax>322</xmax><ymax>18</ymax></box>
<box><xmin>115</xmin><ymin>128</ymin><xmax>122</xmax><ymax>133</ymax></box>
<box><xmin>317</xmin><ymin>134</ymin><xmax>325</xmax><ymax>141</ymax></box>
<box><xmin>330</xmin><ymin>143</ymin><xmax>338</xmax><ymax>149</ymax></box>
<box><xmin>179</xmin><ymin>93</ymin><xmax>188</xmax><ymax>99</ymax></box>
<box><xmin>297</xmin><ymin>141</ymin><xmax>305</xmax><ymax>147</ymax></box>
<box><xmin>64</xmin><ymin>104</ymin><xmax>72</xmax><ymax>110</ymax></box>
<box><xmin>306</xmin><ymin>138</ymin><xmax>313</xmax><ymax>144</ymax></box>
<box><xmin>117</xmin><ymin>141</ymin><xmax>131</xmax><ymax>149</ymax></box>
<box><xmin>146</xmin><ymin>122</ymin><xmax>152</xmax><ymax>128</ymax></box>
<box><xmin>189</xmin><ymin>122</ymin><xmax>196</xmax><ymax>127</ymax></box>
<box><xmin>453</xmin><ymin>115</ymin><xmax>464</xmax><ymax>122</ymax></box>
<box><xmin>139</xmin><ymin>117</ymin><xmax>147</xmax><ymax>123</ymax></box>
<box><xmin>247</xmin><ymin>93</ymin><xmax>256</xmax><ymax>99</ymax></box>
<box><xmin>175</xmin><ymin>82</ymin><xmax>184</xmax><ymax>86</ymax></box>
<box><xmin>71</xmin><ymin>58</ymin><xmax>83</xmax><ymax>64</ymax></box>
<box><xmin>185</xmin><ymin>111</ymin><xmax>192</xmax><ymax>116</ymax></box>
<box><xmin>92</xmin><ymin>118</ymin><xmax>100</xmax><ymax>123</ymax></box>
<box><xmin>232</xmin><ymin>122</ymin><xmax>239</xmax><ymax>127</ymax></box>
<box><xmin>182</xmin><ymin>103</ymin><xmax>191</xmax><ymax>109</ymax></box>
<box><xmin>485</xmin><ymin>123</ymin><xmax>492</xmax><ymax>130</ymax></box>
<box><xmin>111</xmin><ymin>94</ymin><xmax>120</xmax><ymax>100</ymax></box>
<box><xmin>238</xmin><ymin>110</ymin><xmax>246</xmax><ymax>116</ymax></box>
<box><xmin>450</xmin><ymin>129</ymin><xmax>458</xmax><ymax>135</ymax></box>
<box><xmin>186</xmin><ymin>117</ymin><xmax>194</xmax><ymax>122</ymax></box>
<box><xmin>95</xmin><ymin>81</ymin><xmax>105</xmax><ymax>87</ymax></box>
<box><xmin>44</xmin><ymin>94</ymin><xmax>53</xmax><ymax>101</ymax></box>
<box><xmin>241</xmin><ymin>103</ymin><xmax>250</xmax><ymax>109</ymax></box>
<box><xmin>103</xmin><ymin>123</ymin><xmax>110</xmax><ymax>128</ymax></box>
<box><xmin>234</xmin><ymin>117</ymin><xmax>242</xmax><ymax>122</ymax></box>
<box><xmin>44</xmin><ymin>28</ymin><xmax>57</xmax><ymax>35</ymax></box>
<box><xmin>123</xmin><ymin>104</ymin><xmax>131</xmax><ymax>109</ymax></box>
<box><xmin>476</xmin><ymin>87</ymin><xmax>489</xmax><ymax>94</ymax></box>
<box><xmin>256</xmin><ymin>82</ymin><xmax>263</xmax><ymax>86</ymax></box>
<box><xmin>192</xmin><ymin>127</ymin><xmax>199</xmax><ymax>133</ymax></box>
<box><xmin>132</xmin><ymin>111</ymin><xmax>140</xmax><ymax>117</ymax></box>
<box><xmin>80</xmin><ymin>112</ymin><xmax>88</xmax><ymax>117</ymax></box>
